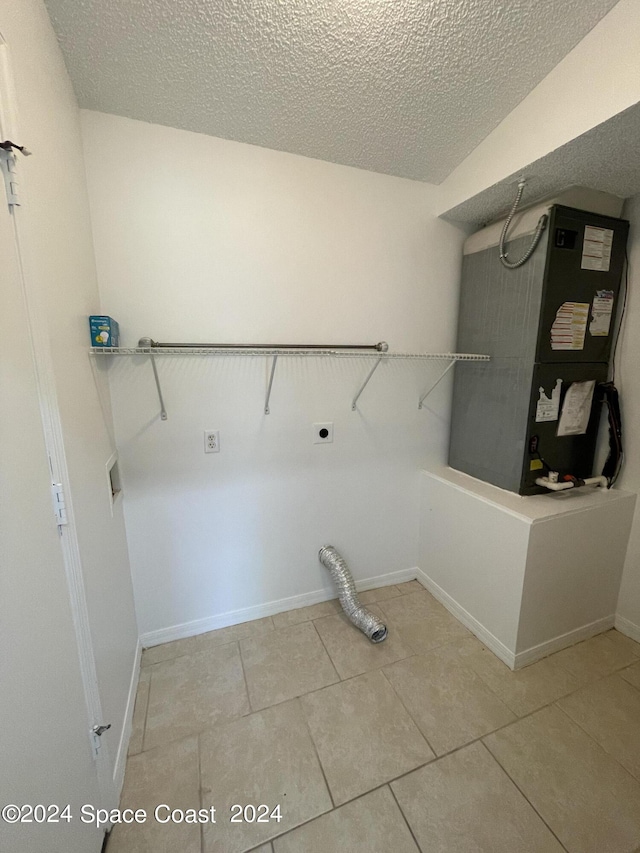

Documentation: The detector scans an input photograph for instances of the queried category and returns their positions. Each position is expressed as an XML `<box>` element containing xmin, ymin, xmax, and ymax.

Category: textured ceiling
<box><xmin>44</xmin><ymin>0</ymin><xmax>618</xmax><ymax>182</ymax></box>
<box><xmin>442</xmin><ymin>102</ymin><xmax>640</xmax><ymax>225</ymax></box>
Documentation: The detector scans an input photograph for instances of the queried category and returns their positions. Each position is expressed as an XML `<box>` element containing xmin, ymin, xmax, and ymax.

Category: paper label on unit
<box><xmin>557</xmin><ymin>380</ymin><xmax>596</xmax><ymax>437</ymax></box>
<box><xmin>529</xmin><ymin>458</ymin><xmax>544</xmax><ymax>471</ymax></box>
<box><xmin>589</xmin><ymin>290</ymin><xmax>615</xmax><ymax>336</ymax></box>
<box><xmin>550</xmin><ymin>302</ymin><xmax>589</xmax><ymax>350</ymax></box>
<box><xmin>535</xmin><ymin>378</ymin><xmax>562</xmax><ymax>422</ymax></box>
<box><xmin>581</xmin><ymin>225</ymin><xmax>614</xmax><ymax>272</ymax></box>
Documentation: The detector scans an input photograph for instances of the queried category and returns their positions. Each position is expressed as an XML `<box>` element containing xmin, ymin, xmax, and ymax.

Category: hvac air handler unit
<box><xmin>449</xmin><ymin>201</ymin><xmax>628</xmax><ymax>495</ymax></box>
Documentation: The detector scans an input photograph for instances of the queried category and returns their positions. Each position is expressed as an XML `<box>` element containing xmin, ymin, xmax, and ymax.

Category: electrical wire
<box><xmin>611</xmin><ymin>246</ymin><xmax>629</xmax><ymax>384</ymax></box>
<box><xmin>534</xmin><ymin>450</ymin><xmax>553</xmax><ymax>472</ymax></box>
<box><xmin>499</xmin><ymin>180</ymin><xmax>549</xmax><ymax>269</ymax></box>
<box><xmin>600</xmin><ymin>385</ymin><xmax>624</xmax><ymax>486</ymax></box>
<box><xmin>601</xmin><ymin>246</ymin><xmax>629</xmax><ymax>486</ymax></box>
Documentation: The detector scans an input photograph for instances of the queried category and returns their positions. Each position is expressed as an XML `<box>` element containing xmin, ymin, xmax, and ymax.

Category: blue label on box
<box><xmin>90</xmin><ymin>316</ymin><xmax>120</xmax><ymax>347</ymax></box>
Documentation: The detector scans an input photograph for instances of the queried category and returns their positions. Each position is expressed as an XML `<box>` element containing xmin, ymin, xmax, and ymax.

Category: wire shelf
<box><xmin>89</xmin><ymin>347</ymin><xmax>490</xmax><ymax>420</ymax></box>
<box><xmin>90</xmin><ymin>347</ymin><xmax>490</xmax><ymax>361</ymax></box>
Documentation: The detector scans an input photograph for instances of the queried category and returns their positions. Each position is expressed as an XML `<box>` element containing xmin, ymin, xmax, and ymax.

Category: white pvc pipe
<box><xmin>535</xmin><ymin>476</ymin><xmax>608</xmax><ymax>492</ymax></box>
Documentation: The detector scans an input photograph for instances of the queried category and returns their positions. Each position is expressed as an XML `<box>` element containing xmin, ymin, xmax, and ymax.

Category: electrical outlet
<box><xmin>313</xmin><ymin>422</ymin><xmax>333</xmax><ymax>444</ymax></box>
<box><xmin>204</xmin><ymin>430</ymin><xmax>220</xmax><ymax>453</ymax></box>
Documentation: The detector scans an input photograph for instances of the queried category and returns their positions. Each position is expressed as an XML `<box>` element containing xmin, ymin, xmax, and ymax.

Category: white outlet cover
<box><xmin>313</xmin><ymin>423</ymin><xmax>333</xmax><ymax>444</ymax></box>
<box><xmin>204</xmin><ymin>430</ymin><xmax>220</xmax><ymax>453</ymax></box>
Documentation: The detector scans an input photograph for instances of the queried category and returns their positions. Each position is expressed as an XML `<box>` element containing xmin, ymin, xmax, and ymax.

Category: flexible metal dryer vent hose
<box><xmin>318</xmin><ymin>546</ymin><xmax>388</xmax><ymax>643</ymax></box>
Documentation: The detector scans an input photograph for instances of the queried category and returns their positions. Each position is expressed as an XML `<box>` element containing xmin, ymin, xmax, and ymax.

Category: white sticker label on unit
<box><xmin>581</xmin><ymin>225</ymin><xmax>613</xmax><ymax>272</ymax></box>
<box><xmin>550</xmin><ymin>302</ymin><xmax>589</xmax><ymax>350</ymax></box>
<box><xmin>589</xmin><ymin>289</ymin><xmax>615</xmax><ymax>337</ymax></box>
<box><xmin>535</xmin><ymin>378</ymin><xmax>562</xmax><ymax>423</ymax></box>
<box><xmin>557</xmin><ymin>380</ymin><xmax>596</xmax><ymax>437</ymax></box>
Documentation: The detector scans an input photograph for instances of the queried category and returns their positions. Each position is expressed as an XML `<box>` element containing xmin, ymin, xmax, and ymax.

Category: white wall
<box><xmin>81</xmin><ymin>110</ymin><xmax>467</xmax><ymax>639</ymax></box>
<box><xmin>439</xmin><ymin>0</ymin><xmax>640</xmax><ymax>214</ymax></box>
<box><xmin>0</xmin><ymin>0</ymin><xmax>138</xmax><ymax>829</ymax></box>
<box><xmin>615</xmin><ymin>193</ymin><xmax>640</xmax><ymax>636</ymax></box>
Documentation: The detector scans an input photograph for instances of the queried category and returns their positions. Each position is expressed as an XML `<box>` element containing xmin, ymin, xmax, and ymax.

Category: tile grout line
<box><xmin>245</xmin><ymin>621</ymin><xmax>342</xmax><ymax>712</ymax></box>
<box><xmin>236</xmin><ymin>639</ymin><xmax>255</xmax><ymax>714</ymax></box>
<box><xmin>139</xmin><ymin>666</ymin><xmax>153</xmax><ymax>754</ymax></box>
<box><xmin>139</xmin><ymin>615</ymin><xmax>277</xmax><ymax>669</ymax></box>
<box><xmin>309</xmin><ymin>619</ymin><xmax>342</xmax><ymax>684</ymax></box>
<box><xmin>245</xmin><ymin>838</ymin><xmax>275</xmax><ymax>852</ymax></box>
<box><xmin>197</xmin><ymin>731</ymin><xmax>205</xmax><ymax>853</ymax></box>
<box><xmin>478</xmin><ymin>740</ymin><xmax>571</xmax><ymax>853</ymax></box>
<box><xmin>552</xmin><ymin>699</ymin><xmax>640</xmax><ymax>787</ymax></box>
<box><xmin>388</xmin><ymin>782</ymin><xmax>423</xmax><ymax>852</ymax></box>
<box><xmin>377</xmin><ymin>667</ymin><xmax>438</xmax><ymax>758</ymax></box>
<box><xmin>620</xmin><ymin>665</ymin><xmax>640</xmax><ymax>693</ymax></box>
<box><xmin>140</xmin><ymin>629</ymin><xmax>267</xmax><ymax>671</ymax></box>
<box><xmin>257</xmin><ymin>782</ymin><xmax>422</xmax><ymax>850</ymax></box>
<box><xmin>272</xmin><ymin>599</ymin><xmax>340</xmax><ymax>631</ymax></box>
<box><xmin>295</xmin><ymin>695</ymin><xmax>336</xmax><ymax>810</ymax></box>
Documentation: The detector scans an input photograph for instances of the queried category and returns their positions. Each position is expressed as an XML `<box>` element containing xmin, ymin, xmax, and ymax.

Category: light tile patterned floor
<box><xmin>108</xmin><ymin>582</ymin><xmax>640</xmax><ymax>853</ymax></box>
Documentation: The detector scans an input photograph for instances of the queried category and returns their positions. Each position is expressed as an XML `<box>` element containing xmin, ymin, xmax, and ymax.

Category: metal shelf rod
<box><xmin>138</xmin><ymin>336</ymin><xmax>388</xmax><ymax>352</ymax></box>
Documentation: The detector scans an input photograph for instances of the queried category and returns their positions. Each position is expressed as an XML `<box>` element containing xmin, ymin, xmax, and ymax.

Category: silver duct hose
<box><xmin>318</xmin><ymin>546</ymin><xmax>388</xmax><ymax>643</ymax></box>
<box><xmin>499</xmin><ymin>179</ymin><xmax>548</xmax><ymax>269</ymax></box>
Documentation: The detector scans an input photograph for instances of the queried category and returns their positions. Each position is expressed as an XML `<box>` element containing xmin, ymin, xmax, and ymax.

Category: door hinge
<box><xmin>90</xmin><ymin>723</ymin><xmax>112</xmax><ymax>759</ymax></box>
<box><xmin>51</xmin><ymin>482</ymin><xmax>68</xmax><ymax>527</ymax></box>
<box><xmin>0</xmin><ymin>142</ymin><xmax>30</xmax><ymax>209</ymax></box>
<box><xmin>90</xmin><ymin>729</ymin><xmax>101</xmax><ymax>759</ymax></box>
<box><xmin>0</xmin><ymin>148</ymin><xmax>19</xmax><ymax>207</ymax></box>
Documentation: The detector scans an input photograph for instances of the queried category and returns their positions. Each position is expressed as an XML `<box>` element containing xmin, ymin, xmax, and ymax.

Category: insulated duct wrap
<box><xmin>318</xmin><ymin>546</ymin><xmax>388</xmax><ymax>643</ymax></box>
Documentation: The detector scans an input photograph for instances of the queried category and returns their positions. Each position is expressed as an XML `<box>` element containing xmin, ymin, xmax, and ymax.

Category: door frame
<box><xmin>0</xmin><ymin>31</ymin><xmax>117</xmax><ymax>811</ymax></box>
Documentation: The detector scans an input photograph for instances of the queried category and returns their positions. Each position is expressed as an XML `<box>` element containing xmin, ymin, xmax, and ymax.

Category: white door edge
<box><xmin>0</xmin><ymin>31</ymin><xmax>116</xmax><ymax>810</ymax></box>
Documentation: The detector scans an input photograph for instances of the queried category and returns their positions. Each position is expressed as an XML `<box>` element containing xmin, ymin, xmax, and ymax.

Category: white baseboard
<box><xmin>414</xmin><ymin>568</ymin><xmax>516</xmax><ymax>668</ymax></box>
<box><xmin>514</xmin><ymin>615</ymin><xmax>615</xmax><ymax>669</ymax></box>
<box><xmin>415</xmin><ymin>568</ymin><xmax>616</xmax><ymax>670</ymax></box>
<box><xmin>140</xmin><ymin>567</ymin><xmax>418</xmax><ymax>648</ymax></box>
<box><xmin>615</xmin><ymin>614</ymin><xmax>640</xmax><ymax>644</ymax></box>
<box><xmin>113</xmin><ymin>639</ymin><xmax>142</xmax><ymax>794</ymax></box>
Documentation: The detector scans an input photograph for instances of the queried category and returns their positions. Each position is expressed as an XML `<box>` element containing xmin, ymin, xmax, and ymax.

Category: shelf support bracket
<box><xmin>265</xmin><ymin>355</ymin><xmax>278</xmax><ymax>414</ymax></box>
<box><xmin>149</xmin><ymin>354</ymin><xmax>168</xmax><ymax>420</ymax></box>
<box><xmin>418</xmin><ymin>359</ymin><xmax>456</xmax><ymax>409</ymax></box>
<box><xmin>352</xmin><ymin>357</ymin><xmax>383</xmax><ymax>411</ymax></box>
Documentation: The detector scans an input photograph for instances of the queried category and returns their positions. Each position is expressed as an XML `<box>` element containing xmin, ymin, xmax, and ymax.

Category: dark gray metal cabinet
<box><xmin>449</xmin><ymin>205</ymin><xmax>628</xmax><ymax>495</ymax></box>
